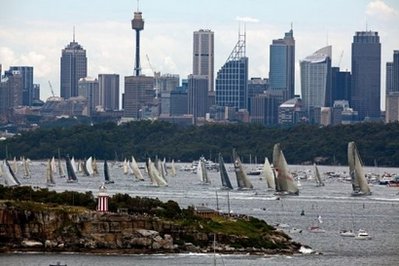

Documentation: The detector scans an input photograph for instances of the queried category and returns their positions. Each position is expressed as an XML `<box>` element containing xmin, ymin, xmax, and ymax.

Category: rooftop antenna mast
<box><xmin>73</xmin><ymin>26</ymin><xmax>75</xmax><ymax>42</ymax></box>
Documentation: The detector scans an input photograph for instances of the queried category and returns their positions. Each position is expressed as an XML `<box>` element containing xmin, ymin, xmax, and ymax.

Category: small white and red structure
<box><xmin>97</xmin><ymin>183</ymin><xmax>109</xmax><ymax>212</ymax></box>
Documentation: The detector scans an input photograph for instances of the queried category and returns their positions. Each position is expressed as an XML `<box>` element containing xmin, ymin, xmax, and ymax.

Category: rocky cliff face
<box><xmin>0</xmin><ymin>201</ymin><xmax>301</xmax><ymax>254</ymax></box>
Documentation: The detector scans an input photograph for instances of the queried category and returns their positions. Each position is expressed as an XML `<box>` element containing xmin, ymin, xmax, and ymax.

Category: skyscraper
<box><xmin>193</xmin><ymin>29</ymin><xmax>214</xmax><ymax>92</ymax></box>
<box><xmin>351</xmin><ymin>31</ymin><xmax>381</xmax><ymax>121</ymax></box>
<box><xmin>331</xmin><ymin>67</ymin><xmax>351</xmax><ymax>103</ymax></box>
<box><xmin>385</xmin><ymin>51</ymin><xmax>399</xmax><ymax>123</ymax></box>
<box><xmin>60</xmin><ymin>33</ymin><xmax>87</xmax><ymax>99</ymax></box>
<box><xmin>216</xmin><ymin>32</ymin><xmax>248</xmax><ymax>110</ymax></box>
<box><xmin>300</xmin><ymin>46</ymin><xmax>332</xmax><ymax>113</ymax></box>
<box><xmin>78</xmin><ymin>77</ymin><xmax>99</xmax><ymax>116</ymax></box>
<box><xmin>269</xmin><ymin>28</ymin><xmax>295</xmax><ymax>103</ymax></box>
<box><xmin>98</xmin><ymin>74</ymin><xmax>119</xmax><ymax>111</ymax></box>
<box><xmin>188</xmin><ymin>75</ymin><xmax>208</xmax><ymax>123</ymax></box>
<box><xmin>393</xmin><ymin>50</ymin><xmax>399</xmax><ymax>92</ymax></box>
<box><xmin>8</xmin><ymin>66</ymin><xmax>33</xmax><ymax>106</ymax></box>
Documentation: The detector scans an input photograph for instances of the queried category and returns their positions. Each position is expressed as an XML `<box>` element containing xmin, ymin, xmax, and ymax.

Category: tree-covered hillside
<box><xmin>1</xmin><ymin>120</ymin><xmax>399</xmax><ymax>166</ymax></box>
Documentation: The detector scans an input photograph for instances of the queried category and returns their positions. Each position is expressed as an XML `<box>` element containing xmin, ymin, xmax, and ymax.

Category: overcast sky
<box><xmin>1</xmin><ymin>0</ymin><xmax>398</xmax><ymax>109</ymax></box>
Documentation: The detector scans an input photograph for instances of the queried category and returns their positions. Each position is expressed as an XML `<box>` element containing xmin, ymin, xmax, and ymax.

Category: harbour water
<box><xmin>1</xmin><ymin>161</ymin><xmax>399</xmax><ymax>265</ymax></box>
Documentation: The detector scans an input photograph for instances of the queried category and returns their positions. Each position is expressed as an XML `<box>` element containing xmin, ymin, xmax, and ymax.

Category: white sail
<box><xmin>263</xmin><ymin>157</ymin><xmax>275</xmax><ymax>189</ymax></box>
<box><xmin>71</xmin><ymin>157</ymin><xmax>78</xmax><ymax>173</ymax></box>
<box><xmin>86</xmin><ymin>156</ymin><xmax>94</xmax><ymax>176</ymax></box>
<box><xmin>314</xmin><ymin>163</ymin><xmax>325</xmax><ymax>186</ymax></box>
<box><xmin>51</xmin><ymin>157</ymin><xmax>57</xmax><ymax>174</ymax></box>
<box><xmin>170</xmin><ymin>159</ymin><xmax>177</xmax><ymax>177</ymax></box>
<box><xmin>123</xmin><ymin>159</ymin><xmax>128</xmax><ymax>175</ymax></box>
<box><xmin>197</xmin><ymin>157</ymin><xmax>210</xmax><ymax>184</ymax></box>
<box><xmin>131</xmin><ymin>156</ymin><xmax>144</xmax><ymax>181</ymax></box>
<box><xmin>233</xmin><ymin>151</ymin><xmax>253</xmax><ymax>189</ymax></box>
<box><xmin>146</xmin><ymin>158</ymin><xmax>157</xmax><ymax>185</ymax></box>
<box><xmin>23</xmin><ymin>158</ymin><xmax>31</xmax><ymax>178</ymax></box>
<box><xmin>46</xmin><ymin>159</ymin><xmax>56</xmax><ymax>186</ymax></box>
<box><xmin>348</xmin><ymin>141</ymin><xmax>371</xmax><ymax>196</ymax></box>
<box><xmin>12</xmin><ymin>157</ymin><xmax>18</xmax><ymax>175</ymax></box>
<box><xmin>149</xmin><ymin>159</ymin><xmax>168</xmax><ymax>186</ymax></box>
<box><xmin>272</xmin><ymin>143</ymin><xmax>299</xmax><ymax>195</ymax></box>
<box><xmin>2</xmin><ymin>160</ymin><xmax>20</xmax><ymax>187</ymax></box>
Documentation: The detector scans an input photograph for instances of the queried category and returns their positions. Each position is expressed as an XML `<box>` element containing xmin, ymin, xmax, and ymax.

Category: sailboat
<box><xmin>314</xmin><ymin>163</ymin><xmax>325</xmax><ymax>187</ymax></box>
<box><xmin>2</xmin><ymin>160</ymin><xmax>21</xmax><ymax>187</ymax></box>
<box><xmin>348</xmin><ymin>141</ymin><xmax>371</xmax><ymax>196</ymax></box>
<box><xmin>272</xmin><ymin>143</ymin><xmax>299</xmax><ymax>195</ymax></box>
<box><xmin>103</xmin><ymin>160</ymin><xmax>114</xmax><ymax>184</ymax></box>
<box><xmin>57</xmin><ymin>150</ymin><xmax>66</xmax><ymax>178</ymax></box>
<box><xmin>218</xmin><ymin>153</ymin><xmax>233</xmax><ymax>189</ymax></box>
<box><xmin>131</xmin><ymin>156</ymin><xmax>145</xmax><ymax>181</ymax></box>
<box><xmin>232</xmin><ymin>149</ymin><xmax>253</xmax><ymax>189</ymax></box>
<box><xmin>197</xmin><ymin>156</ymin><xmax>211</xmax><ymax>184</ymax></box>
<box><xmin>170</xmin><ymin>159</ymin><xmax>177</xmax><ymax>177</ymax></box>
<box><xmin>22</xmin><ymin>157</ymin><xmax>31</xmax><ymax>178</ymax></box>
<box><xmin>85</xmin><ymin>156</ymin><xmax>94</xmax><ymax>176</ymax></box>
<box><xmin>262</xmin><ymin>157</ymin><xmax>275</xmax><ymax>190</ymax></box>
<box><xmin>147</xmin><ymin>158</ymin><xmax>168</xmax><ymax>187</ymax></box>
<box><xmin>65</xmin><ymin>156</ymin><xmax>78</xmax><ymax>183</ymax></box>
<box><xmin>308</xmin><ymin>215</ymin><xmax>326</xmax><ymax>233</ymax></box>
<box><xmin>46</xmin><ymin>159</ymin><xmax>56</xmax><ymax>187</ymax></box>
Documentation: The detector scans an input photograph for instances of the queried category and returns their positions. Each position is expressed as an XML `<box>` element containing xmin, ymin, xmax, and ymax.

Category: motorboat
<box><xmin>339</xmin><ymin>230</ymin><xmax>355</xmax><ymax>237</ymax></box>
<box><xmin>355</xmin><ymin>229</ymin><xmax>371</xmax><ymax>240</ymax></box>
<box><xmin>308</xmin><ymin>226</ymin><xmax>326</xmax><ymax>233</ymax></box>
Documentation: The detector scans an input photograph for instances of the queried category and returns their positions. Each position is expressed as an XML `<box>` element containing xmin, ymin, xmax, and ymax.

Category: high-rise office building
<box><xmin>393</xmin><ymin>50</ymin><xmax>399</xmax><ymax>92</ymax></box>
<box><xmin>188</xmin><ymin>75</ymin><xmax>208</xmax><ymax>123</ymax></box>
<box><xmin>193</xmin><ymin>29</ymin><xmax>214</xmax><ymax>92</ymax></box>
<box><xmin>216</xmin><ymin>33</ymin><xmax>248</xmax><ymax>110</ymax></box>
<box><xmin>0</xmin><ymin>70</ymin><xmax>22</xmax><ymax>117</ymax></box>
<box><xmin>385</xmin><ymin>51</ymin><xmax>399</xmax><ymax>123</ymax></box>
<box><xmin>269</xmin><ymin>28</ymin><xmax>295</xmax><ymax>103</ymax></box>
<box><xmin>98</xmin><ymin>74</ymin><xmax>119</xmax><ymax>111</ymax></box>
<box><xmin>124</xmin><ymin>76</ymin><xmax>154</xmax><ymax>118</ymax></box>
<box><xmin>331</xmin><ymin>67</ymin><xmax>351</xmax><ymax>103</ymax></box>
<box><xmin>250</xmin><ymin>93</ymin><xmax>278</xmax><ymax>126</ymax></box>
<box><xmin>157</xmin><ymin>74</ymin><xmax>179</xmax><ymax>93</ymax></box>
<box><xmin>8</xmin><ymin>66</ymin><xmax>33</xmax><ymax>106</ymax></box>
<box><xmin>78</xmin><ymin>77</ymin><xmax>99</xmax><ymax>116</ymax></box>
<box><xmin>60</xmin><ymin>34</ymin><xmax>87</xmax><ymax>99</ymax></box>
<box><xmin>300</xmin><ymin>46</ymin><xmax>332</xmax><ymax>114</ymax></box>
<box><xmin>351</xmin><ymin>31</ymin><xmax>381</xmax><ymax>121</ymax></box>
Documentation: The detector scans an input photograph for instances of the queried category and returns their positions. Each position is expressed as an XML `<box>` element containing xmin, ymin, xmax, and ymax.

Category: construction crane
<box><xmin>48</xmin><ymin>81</ymin><xmax>55</xmax><ymax>97</ymax></box>
<box><xmin>145</xmin><ymin>54</ymin><xmax>160</xmax><ymax>98</ymax></box>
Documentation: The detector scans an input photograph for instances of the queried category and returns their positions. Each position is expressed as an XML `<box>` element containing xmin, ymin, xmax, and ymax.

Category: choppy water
<box><xmin>1</xmin><ymin>161</ymin><xmax>399</xmax><ymax>266</ymax></box>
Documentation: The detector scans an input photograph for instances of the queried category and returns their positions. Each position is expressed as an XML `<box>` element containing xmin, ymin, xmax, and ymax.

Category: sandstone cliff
<box><xmin>0</xmin><ymin>200</ymin><xmax>302</xmax><ymax>254</ymax></box>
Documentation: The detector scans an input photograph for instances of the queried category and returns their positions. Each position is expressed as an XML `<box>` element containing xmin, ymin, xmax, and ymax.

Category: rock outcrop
<box><xmin>0</xmin><ymin>201</ymin><xmax>302</xmax><ymax>254</ymax></box>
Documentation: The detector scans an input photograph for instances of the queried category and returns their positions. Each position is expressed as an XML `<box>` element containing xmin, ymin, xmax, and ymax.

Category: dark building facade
<box><xmin>60</xmin><ymin>38</ymin><xmax>87</xmax><ymax>99</ymax></box>
<box><xmin>188</xmin><ymin>75</ymin><xmax>208</xmax><ymax>122</ymax></box>
<box><xmin>351</xmin><ymin>31</ymin><xmax>381</xmax><ymax>120</ymax></box>
<box><xmin>331</xmin><ymin>67</ymin><xmax>351</xmax><ymax>104</ymax></box>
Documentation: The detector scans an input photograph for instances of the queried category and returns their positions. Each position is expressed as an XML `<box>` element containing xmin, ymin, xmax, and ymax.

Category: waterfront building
<box><xmin>188</xmin><ymin>75</ymin><xmax>208</xmax><ymax>123</ymax></box>
<box><xmin>386</xmin><ymin>51</ymin><xmax>399</xmax><ymax>122</ymax></box>
<box><xmin>8</xmin><ymin>66</ymin><xmax>33</xmax><ymax>106</ymax></box>
<box><xmin>331</xmin><ymin>67</ymin><xmax>351</xmax><ymax>104</ymax></box>
<box><xmin>250</xmin><ymin>93</ymin><xmax>279</xmax><ymax>126</ymax></box>
<box><xmin>78</xmin><ymin>77</ymin><xmax>99</xmax><ymax>116</ymax></box>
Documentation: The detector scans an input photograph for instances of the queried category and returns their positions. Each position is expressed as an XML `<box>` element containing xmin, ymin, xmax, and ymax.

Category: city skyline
<box><xmin>1</xmin><ymin>0</ymin><xmax>398</xmax><ymax>110</ymax></box>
